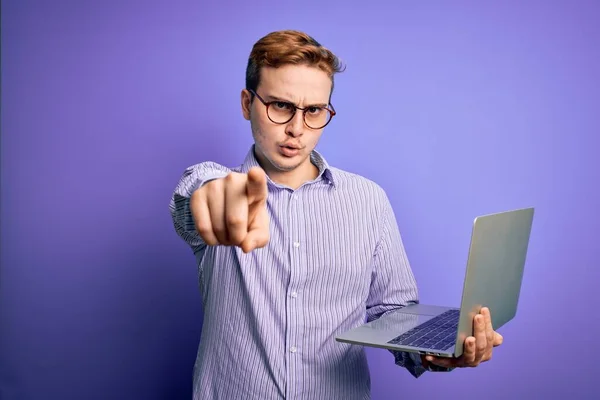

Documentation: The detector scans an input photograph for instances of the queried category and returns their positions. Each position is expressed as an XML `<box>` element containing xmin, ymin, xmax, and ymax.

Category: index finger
<box><xmin>224</xmin><ymin>173</ymin><xmax>249</xmax><ymax>245</ymax></box>
<box><xmin>246</xmin><ymin>167</ymin><xmax>267</xmax><ymax>204</ymax></box>
<box><xmin>473</xmin><ymin>314</ymin><xmax>487</xmax><ymax>361</ymax></box>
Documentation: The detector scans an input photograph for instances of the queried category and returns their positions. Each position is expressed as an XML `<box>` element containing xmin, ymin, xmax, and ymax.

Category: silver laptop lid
<box><xmin>454</xmin><ymin>207</ymin><xmax>535</xmax><ymax>356</ymax></box>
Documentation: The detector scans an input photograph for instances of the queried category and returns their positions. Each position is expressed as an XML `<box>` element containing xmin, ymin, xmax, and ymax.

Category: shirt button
<box><xmin>290</xmin><ymin>346</ymin><xmax>297</xmax><ymax>353</ymax></box>
<box><xmin>293</xmin><ymin>241</ymin><xmax>300</xmax><ymax>248</ymax></box>
<box><xmin>290</xmin><ymin>291</ymin><xmax>298</xmax><ymax>298</ymax></box>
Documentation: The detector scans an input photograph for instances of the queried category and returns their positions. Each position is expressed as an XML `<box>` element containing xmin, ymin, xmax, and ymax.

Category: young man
<box><xmin>170</xmin><ymin>30</ymin><xmax>503</xmax><ymax>400</ymax></box>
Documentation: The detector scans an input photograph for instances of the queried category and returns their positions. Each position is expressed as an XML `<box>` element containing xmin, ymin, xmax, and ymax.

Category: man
<box><xmin>170</xmin><ymin>30</ymin><xmax>503</xmax><ymax>400</ymax></box>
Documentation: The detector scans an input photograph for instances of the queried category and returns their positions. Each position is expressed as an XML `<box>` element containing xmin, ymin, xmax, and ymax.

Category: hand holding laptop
<box><xmin>422</xmin><ymin>307</ymin><xmax>504</xmax><ymax>370</ymax></box>
<box><xmin>336</xmin><ymin>208</ymin><xmax>534</xmax><ymax>373</ymax></box>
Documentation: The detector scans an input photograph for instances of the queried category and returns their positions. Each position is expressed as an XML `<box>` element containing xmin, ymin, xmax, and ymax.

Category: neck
<box><xmin>254</xmin><ymin>149</ymin><xmax>319</xmax><ymax>190</ymax></box>
<box><xmin>270</xmin><ymin>163</ymin><xmax>319</xmax><ymax>190</ymax></box>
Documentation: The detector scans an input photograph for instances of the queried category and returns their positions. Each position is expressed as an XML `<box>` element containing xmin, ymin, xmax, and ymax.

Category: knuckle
<box><xmin>196</xmin><ymin>222</ymin><xmax>211</xmax><ymax>236</ymax></box>
<box><xmin>227</xmin><ymin>215</ymin><xmax>244</xmax><ymax>228</ymax></box>
<box><xmin>191</xmin><ymin>187</ymin><xmax>203</xmax><ymax>201</ymax></box>
<box><xmin>225</xmin><ymin>172</ymin><xmax>243</xmax><ymax>185</ymax></box>
<box><xmin>205</xmin><ymin>177</ymin><xmax>222</xmax><ymax>190</ymax></box>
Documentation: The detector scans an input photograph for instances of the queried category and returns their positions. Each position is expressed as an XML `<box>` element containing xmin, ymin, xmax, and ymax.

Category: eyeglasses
<box><xmin>248</xmin><ymin>89</ymin><xmax>336</xmax><ymax>130</ymax></box>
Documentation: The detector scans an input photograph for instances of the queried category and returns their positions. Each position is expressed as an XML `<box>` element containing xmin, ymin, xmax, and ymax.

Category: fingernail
<box><xmin>426</xmin><ymin>356</ymin><xmax>433</xmax><ymax>361</ymax></box>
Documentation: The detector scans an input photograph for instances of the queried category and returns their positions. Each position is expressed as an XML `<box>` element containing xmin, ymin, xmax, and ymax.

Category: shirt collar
<box><xmin>240</xmin><ymin>145</ymin><xmax>337</xmax><ymax>188</ymax></box>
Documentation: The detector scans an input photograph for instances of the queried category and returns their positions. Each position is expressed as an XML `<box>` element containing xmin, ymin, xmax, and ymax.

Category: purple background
<box><xmin>1</xmin><ymin>1</ymin><xmax>599</xmax><ymax>399</ymax></box>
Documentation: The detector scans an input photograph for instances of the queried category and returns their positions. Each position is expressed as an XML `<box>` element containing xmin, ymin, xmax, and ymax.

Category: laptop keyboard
<box><xmin>387</xmin><ymin>309</ymin><xmax>459</xmax><ymax>351</ymax></box>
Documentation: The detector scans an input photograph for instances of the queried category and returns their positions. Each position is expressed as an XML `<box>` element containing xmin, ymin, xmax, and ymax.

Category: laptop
<box><xmin>335</xmin><ymin>207</ymin><xmax>535</xmax><ymax>358</ymax></box>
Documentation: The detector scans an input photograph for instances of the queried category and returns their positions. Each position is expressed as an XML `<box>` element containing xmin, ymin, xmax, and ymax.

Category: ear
<box><xmin>241</xmin><ymin>89</ymin><xmax>252</xmax><ymax>120</ymax></box>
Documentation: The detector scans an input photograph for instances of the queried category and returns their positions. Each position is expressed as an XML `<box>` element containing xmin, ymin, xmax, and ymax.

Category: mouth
<box><xmin>279</xmin><ymin>143</ymin><xmax>302</xmax><ymax>157</ymax></box>
<box><xmin>280</xmin><ymin>143</ymin><xmax>301</xmax><ymax>150</ymax></box>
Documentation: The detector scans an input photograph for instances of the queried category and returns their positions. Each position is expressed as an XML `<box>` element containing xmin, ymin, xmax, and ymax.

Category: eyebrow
<box><xmin>265</xmin><ymin>94</ymin><xmax>329</xmax><ymax>108</ymax></box>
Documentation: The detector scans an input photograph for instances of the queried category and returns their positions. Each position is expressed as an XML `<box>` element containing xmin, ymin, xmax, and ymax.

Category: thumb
<box><xmin>246</xmin><ymin>167</ymin><xmax>268</xmax><ymax>204</ymax></box>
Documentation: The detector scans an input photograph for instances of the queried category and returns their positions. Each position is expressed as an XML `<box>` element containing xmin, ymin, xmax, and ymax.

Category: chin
<box><xmin>272</xmin><ymin>158</ymin><xmax>302</xmax><ymax>172</ymax></box>
<box><xmin>269</xmin><ymin>152</ymin><xmax>305</xmax><ymax>172</ymax></box>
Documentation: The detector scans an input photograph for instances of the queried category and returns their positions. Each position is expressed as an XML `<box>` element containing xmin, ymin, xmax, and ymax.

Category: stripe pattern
<box><xmin>170</xmin><ymin>146</ymin><xmax>425</xmax><ymax>400</ymax></box>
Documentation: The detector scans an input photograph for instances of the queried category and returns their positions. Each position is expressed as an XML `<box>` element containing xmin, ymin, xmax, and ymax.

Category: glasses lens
<box><xmin>267</xmin><ymin>102</ymin><xmax>334</xmax><ymax>128</ymax></box>
<box><xmin>267</xmin><ymin>102</ymin><xmax>295</xmax><ymax>124</ymax></box>
<box><xmin>305</xmin><ymin>107</ymin><xmax>332</xmax><ymax>129</ymax></box>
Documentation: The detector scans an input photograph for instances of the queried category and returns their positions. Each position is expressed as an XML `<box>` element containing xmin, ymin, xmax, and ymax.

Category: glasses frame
<box><xmin>248</xmin><ymin>89</ymin><xmax>336</xmax><ymax>130</ymax></box>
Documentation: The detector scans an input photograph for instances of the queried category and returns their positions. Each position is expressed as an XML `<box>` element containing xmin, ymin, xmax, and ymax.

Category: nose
<box><xmin>285</xmin><ymin>111</ymin><xmax>305</xmax><ymax>137</ymax></box>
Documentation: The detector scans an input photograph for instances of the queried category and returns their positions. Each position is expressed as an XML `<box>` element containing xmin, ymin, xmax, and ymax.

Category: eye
<box><xmin>307</xmin><ymin>106</ymin><xmax>323</xmax><ymax>115</ymax></box>
<box><xmin>274</xmin><ymin>101</ymin><xmax>293</xmax><ymax>110</ymax></box>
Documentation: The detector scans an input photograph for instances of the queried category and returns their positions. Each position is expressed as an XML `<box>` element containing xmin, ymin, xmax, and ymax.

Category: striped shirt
<box><xmin>170</xmin><ymin>146</ymin><xmax>427</xmax><ymax>400</ymax></box>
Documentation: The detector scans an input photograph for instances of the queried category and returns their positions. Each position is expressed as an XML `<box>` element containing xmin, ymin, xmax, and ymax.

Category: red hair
<box><xmin>245</xmin><ymin>30</ymin><xmax>345</xmax><ymax>94</ymax></box>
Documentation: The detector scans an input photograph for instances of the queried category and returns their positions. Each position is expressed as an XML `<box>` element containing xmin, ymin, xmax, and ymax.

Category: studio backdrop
<box><xmin>1</xmin><ymin>1</ymin><xmax>598</xmax><ymax>399</ymax></box>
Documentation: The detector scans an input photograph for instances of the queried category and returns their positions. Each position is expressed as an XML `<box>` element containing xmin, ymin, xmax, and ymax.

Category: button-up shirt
<box><xmin>170</xmin><ymin>146</ymin><xmax>426</xmax><ymax>400</ymax></box>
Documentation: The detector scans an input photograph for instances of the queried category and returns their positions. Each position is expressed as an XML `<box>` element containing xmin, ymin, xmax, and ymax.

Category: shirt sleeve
<box><xmin>169</xmin><ymin>161</ymin><xmax>231</xmax><ymax>257</ymax></box>
<box><xmin>365</xmin><ymin>191</ymin><xmax>428</xmax><ymax>378</ymax></box>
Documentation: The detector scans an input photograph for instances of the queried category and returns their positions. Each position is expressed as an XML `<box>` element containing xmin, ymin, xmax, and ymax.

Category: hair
<box><xmin>245</xmin><ymin>30</ymin><xmax>345</xmax><ymax>98</ymax></box>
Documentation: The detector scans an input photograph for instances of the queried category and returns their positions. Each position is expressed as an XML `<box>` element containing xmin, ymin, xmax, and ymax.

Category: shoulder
<box><xmin>328</xmin><ymin>166</ymin><xmax>391</xmax><ymax>209</ymax></box>
<box><xmin>329</xmin><ymin>167</ymin><xmax>388</xmax><ymax>197</ymax></box>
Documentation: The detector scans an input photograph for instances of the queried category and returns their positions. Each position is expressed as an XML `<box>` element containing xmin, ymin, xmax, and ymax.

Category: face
<box><xmin>241</xmin><ymin>64</ymin><xmax>332</xmax><ymax>179</ymax></box>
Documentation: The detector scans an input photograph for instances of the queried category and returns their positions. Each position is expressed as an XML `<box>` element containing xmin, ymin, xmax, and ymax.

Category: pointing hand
<box><xmin>190</xmin><ymin>167</ymin><xmax>270</xmax><ymax>253</ymax></box>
